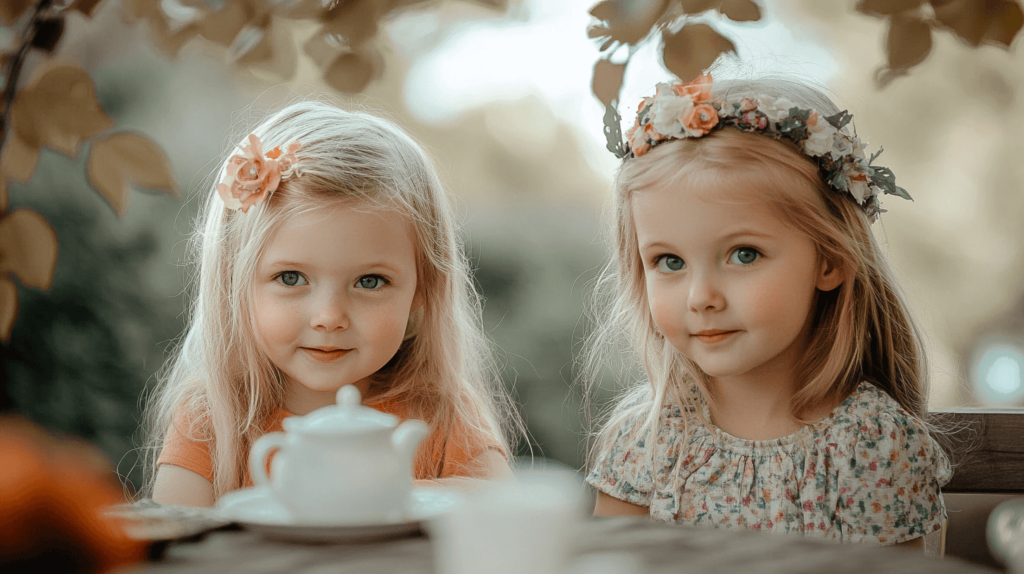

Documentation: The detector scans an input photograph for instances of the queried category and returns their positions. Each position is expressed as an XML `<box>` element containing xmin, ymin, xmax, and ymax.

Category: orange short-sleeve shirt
<box><xmin>157</xmin><ymin>397</ymin><xmax>502</xmax><ymax>487</ymax></box>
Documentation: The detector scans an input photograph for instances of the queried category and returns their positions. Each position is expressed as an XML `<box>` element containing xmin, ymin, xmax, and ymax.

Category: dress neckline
<box><xmin>700</xmin><ymin>381</ymin><xmax>870</xmax><ymax>453</ymax></box>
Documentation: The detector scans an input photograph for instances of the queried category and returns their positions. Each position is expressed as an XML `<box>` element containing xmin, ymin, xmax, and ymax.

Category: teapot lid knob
<box><xmin>337</xmin><ymin>385</ymin><xmax>361</xmax><ymax>408</ymax></box>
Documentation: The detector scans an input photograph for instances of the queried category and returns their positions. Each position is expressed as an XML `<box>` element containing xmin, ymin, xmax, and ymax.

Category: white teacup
<box><xmin>427</xmin><ymin>468</ymin><xmax>586</xmax><ymax>574</ymax></box>
<box><xmin>249</xmin><ymin>385</ymin><xmax>428</xmax><ymax>525</ymax></box>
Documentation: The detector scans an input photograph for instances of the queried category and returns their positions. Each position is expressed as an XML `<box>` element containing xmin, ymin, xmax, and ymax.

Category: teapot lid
<box><xmin>283</xmin><ymin>385</ymin><xmax>398</xmax><ymax>435</ymax></box>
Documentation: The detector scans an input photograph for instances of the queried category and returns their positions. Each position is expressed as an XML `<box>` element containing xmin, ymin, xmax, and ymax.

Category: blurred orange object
<box><xmin>0</xmin><ymin>416</ymin><xmax>146</xmax><ymax>572</ymax></box>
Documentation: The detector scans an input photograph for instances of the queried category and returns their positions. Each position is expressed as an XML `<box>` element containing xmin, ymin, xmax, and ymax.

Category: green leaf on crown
<box><xmin>825</xmin><ymin>110</ymin><xmax>853</xmax><ymax>131</ymax></box>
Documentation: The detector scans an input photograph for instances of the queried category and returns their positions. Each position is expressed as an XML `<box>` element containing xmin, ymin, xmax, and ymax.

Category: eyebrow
<box><xmin>639</xmin><ymin>241</ymin><xmax>675</xmax><ymax>253</ymax></box>
<box><xmin>360</xmin><ymin>262</ymin><xmax>402</xmax><ymax>274</ymax></box>
<box><xmin>262</xmin><ymin>260</ymin><xmax>403</xmax><ymax>274</ymax></box>
<box><xmin>639</xmin><ymin>229</ymin><xmax>773</xmax><ymax>252</ymax></box>
<box><xmin>720</xmin><ymin>229</ymin><xmax>774</xmax><ymax>241</ymax></box>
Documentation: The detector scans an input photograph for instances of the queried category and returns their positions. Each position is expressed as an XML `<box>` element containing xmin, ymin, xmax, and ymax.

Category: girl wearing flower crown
<box><xmin>144</xmin><ymin>101</ymin><xmax>519</xmax><ymax>506</ymax></box>
<box><xmin>583</xmin><ymin>75</ymin><xmax>951</xmax><ymax>548</ymax></box>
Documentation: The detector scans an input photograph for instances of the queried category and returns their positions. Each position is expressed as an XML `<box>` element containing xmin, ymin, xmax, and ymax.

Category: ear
<box><xmin>816</xmin><ymin>256</ymin><xmax>845</xmax><ymax>292</ymax></box>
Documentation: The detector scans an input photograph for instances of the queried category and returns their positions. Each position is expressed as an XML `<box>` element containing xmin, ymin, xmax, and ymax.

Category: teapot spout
<box><xmin>392</xmin><ymin>419</ymin><xmax>429</xmax><ymax>467</ymax></box>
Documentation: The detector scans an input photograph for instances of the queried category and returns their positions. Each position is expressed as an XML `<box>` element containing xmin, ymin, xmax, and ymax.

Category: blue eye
<box><xmin>357</xmin><ymin>275</ymin><xmax>387</xmax><ymax>289</ymax></box>
<box><xmin>656</xmin><ymin>255</ymin><xmax>685</xmax><ymax>272</ymax></box>
<box><xmin>730</xmin><ymin>248</ymin><xmax>760</xmax><ymax>265</ymax></box>
<box><xmin>278</xmin><ymin>272</ymin><xmax>308</xmax><ymax>286</ymax></box>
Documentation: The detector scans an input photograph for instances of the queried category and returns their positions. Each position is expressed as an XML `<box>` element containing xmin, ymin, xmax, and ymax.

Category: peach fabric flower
<box><xmin>216</xmin><ymin>135</ymin><xmax>303</xmax><ymax>213</ymax></box>
<box><xmin>674</xmin><ymin>73</ymin><xmax>713</xmax><ymax>103</ymax></box>
<box><xmin>682</xmin><ymin>103</ymin><xmax>719</xmax><ymax>136</ymax></box>
<box><xmin>644</xmin><ymin>122</ymin><xmax>663</xmax><ymax>143</ymax></box>
<box><xmin>627</xmin><ymin>124</ymin><xmax>652</xmax><ymax>156</ymax></box>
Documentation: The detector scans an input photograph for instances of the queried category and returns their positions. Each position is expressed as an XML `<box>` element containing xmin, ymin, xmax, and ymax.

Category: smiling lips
<box><xmin>692</xmin><ymin>330</ymin><xmax>738</xmax><ymax>344</ymax></box>
<box><xmin>301</xmin><ymin>347</ymin><xmax>351</xmax><ymax>362</ymax></box>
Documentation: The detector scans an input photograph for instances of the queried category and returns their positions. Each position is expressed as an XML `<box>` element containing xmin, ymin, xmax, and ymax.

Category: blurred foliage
<box><xmin>466</xmin><ymin>208</ymin><xmax>606</xmax><ymax>466</ymax></box>
<box><xmin>588</xmin><ymin>0</ymin><xmax>1024</xmax><ymax>108</ymax></box>
<box><xmin>2</xmin><ymin>151</ymin><xmax>184</xmax><ymax>493</ymax></box>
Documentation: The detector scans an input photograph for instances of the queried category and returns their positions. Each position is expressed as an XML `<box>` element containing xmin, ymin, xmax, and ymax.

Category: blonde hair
<box><xmin>584</xmin><ymin>78</ymin><xmax>930</xmax><ymax>470</ymax></box>
<box><xmin>143</xmin><ymin>101</ymin><xmax>519</xmax><ymax>498</ymax></box>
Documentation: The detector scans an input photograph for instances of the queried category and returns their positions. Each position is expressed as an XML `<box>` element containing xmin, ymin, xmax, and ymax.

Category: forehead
<box><xmin>630</xmin><ymin>169</ymin><xmax>793</xmax><ymax>242</ymax></box>
<box><xmin>261</xmin><ymin>201</ymin><xmax>417</xmax><ymax>266</ymax></box>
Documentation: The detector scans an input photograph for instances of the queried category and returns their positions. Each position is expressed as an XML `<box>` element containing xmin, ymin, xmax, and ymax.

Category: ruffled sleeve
<box><xmin>586</xmin><ymin>403</ymin><xmax>660</xmax><ymax>508</ymax></box>
<box><xmin>834</xmin><ymin>407</ymin><xmax>952</xmax><ymax>545</ymax></box>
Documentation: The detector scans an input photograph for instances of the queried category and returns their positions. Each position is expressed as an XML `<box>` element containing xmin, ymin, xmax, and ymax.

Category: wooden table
<box><xmin>125</xmin><ymin>516</ymin><xmax>1000</xmax><ymax>574</ymax></box>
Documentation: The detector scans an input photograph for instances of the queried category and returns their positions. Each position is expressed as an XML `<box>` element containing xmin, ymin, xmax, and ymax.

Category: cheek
<box><xmin>359</xmin><ymin>301</ymin><xmax>409</xmax><ymax>347</ymax></box>
<box><xmin>254</xmin><ymin>291</ymin><xmax>298</xmax><ymax>346</ymax></box>
<box><xmin>646</xmin><ymin>281</ymin><xmax>686</xmax><ymax>340</ymax></box>
<box><xmin>745</xmin><ymin>269</ymin><xmax>816</xmax><ymax>331</ymax></box>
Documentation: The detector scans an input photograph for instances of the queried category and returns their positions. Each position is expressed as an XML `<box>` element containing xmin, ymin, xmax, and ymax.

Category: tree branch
<box><xmin>0</xmin><ymin>0</ymin><xmax>57</xmax><ymax>160</ymax></box>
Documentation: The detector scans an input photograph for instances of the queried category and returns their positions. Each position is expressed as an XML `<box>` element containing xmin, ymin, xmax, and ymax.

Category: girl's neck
<box><xmin>706</xmin><ymin>371</ymin><xmax>801</xmax><ymax>440</ymax></box>
<box><xmin>283</xmin><ymin>379</ymin><xmax>372</xmax><ymax>415</ymax></box>
<box><xmin>705</xmin><ymin>369</ymin><xmax>841</xmax><ymax>441</ymax></box>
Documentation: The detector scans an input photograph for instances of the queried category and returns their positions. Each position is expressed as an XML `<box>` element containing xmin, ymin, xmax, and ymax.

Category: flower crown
<box><xmin>604</xmin><ymin>74</ymin><xmax>911</xmax><ymax>222</ymax></box>
<box><xmin>217</xmin><ymin>134</ymin><xmax>303</xmax><ymax>213</ymax></box>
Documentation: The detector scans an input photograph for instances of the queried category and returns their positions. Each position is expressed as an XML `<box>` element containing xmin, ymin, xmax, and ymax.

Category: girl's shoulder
<box><xmin>594</xmin><ymin>382</ymin><xmax>705</xmax><ymax>460</ymax></box>
<box><xmin>827</xmin><ymin>381</ymin><xmax>952</xmax><ymax>486</ymax></box>
<box><xmin>828</xmin><ymin>381</ymin><xmax>936</xmax><ymax>444</ymax></box>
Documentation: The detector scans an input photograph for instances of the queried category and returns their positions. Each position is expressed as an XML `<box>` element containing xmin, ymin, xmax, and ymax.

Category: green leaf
<box><xmin>868</xmin><ymin>146</ymin><xmax>885</xmax><ymax>166</ymax></box>
<box><xmin>603</xmin><ymin>104</ymin><xmax>627</xmax><ymax>159</ymax></box>
<box><xmin>825</xmin><ymin>110</ymin><xmax>853</xmax><ymax>131</ymax></box>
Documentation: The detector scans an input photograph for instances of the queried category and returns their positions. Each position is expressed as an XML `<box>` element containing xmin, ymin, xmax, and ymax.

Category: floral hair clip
<box><xmin>217</xmin><ymin>134</ymin><xmax>303</xmax><ymax>213</ymax></box>
<box><xmin>603</xmin><ymin>74</ymin><xmax>911</xmax><ymax>222</ymax></box>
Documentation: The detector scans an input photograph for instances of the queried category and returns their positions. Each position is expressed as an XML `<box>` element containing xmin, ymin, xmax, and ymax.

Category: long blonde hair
<box><xmin>143</xmin><ymin>101</ymin><xmax>520</xmax><ymax>498</ymax></box>
<box><xmin>583</xmin><ymin>78</ymin><xmax>930</xmax><ymax>469</ymax></box>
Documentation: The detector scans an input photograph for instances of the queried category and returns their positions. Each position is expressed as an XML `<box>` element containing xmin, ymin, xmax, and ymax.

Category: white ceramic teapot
<box><xmin>249</xmin><ymin>385</ymin><xmax>428</xmax><ymax>525</ymax></box>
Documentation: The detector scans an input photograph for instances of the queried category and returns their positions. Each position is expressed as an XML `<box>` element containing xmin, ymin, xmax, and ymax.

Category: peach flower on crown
<box><xmin>216</xmin><ymin>134</ymin><xmax>303</xmax><ymax>213</ymax></box>
<box><xmin>673</xmin><ymin>72</ymin><xmax>713</xmax><ymax>103</ymax></box>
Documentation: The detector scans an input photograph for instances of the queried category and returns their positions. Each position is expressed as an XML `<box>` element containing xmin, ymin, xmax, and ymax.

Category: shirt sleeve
<box><xmin>585</xmin><ymin>404</ymin><xmax>659</xmax><ymax>508</ymax></box>
<box><xmin>437</xmin><ymin>417</ymin><xmax>507</xmax><ymax>479</ymax></box>
<box><xmin>834</xmin><ymin>410</ymin><xmax>952</xmax><ymax>545</ymax></box>
<box><xmin>156</xmin><ymin>408</ymin><xmax>215</xmax><ymax>482</ymax></box>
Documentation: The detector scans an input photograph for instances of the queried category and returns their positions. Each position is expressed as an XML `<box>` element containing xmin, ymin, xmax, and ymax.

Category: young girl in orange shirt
<box><xmin>144</xmin><ymin>101</ymin><xmax>519</xmax><ymax>506</ymax></box>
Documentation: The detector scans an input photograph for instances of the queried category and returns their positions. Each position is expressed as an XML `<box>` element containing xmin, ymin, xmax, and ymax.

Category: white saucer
<box><xmin>216</xmin><ymin>486</ymin><xmax>458</xmax><ymax>543</ymax></box>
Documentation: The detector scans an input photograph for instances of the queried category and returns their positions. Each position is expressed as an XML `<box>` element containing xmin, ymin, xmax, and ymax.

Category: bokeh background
<box><xmin>4</xmin><ymin>0</ymin><xmax>1024</xmax><ymax>496</ymax></box>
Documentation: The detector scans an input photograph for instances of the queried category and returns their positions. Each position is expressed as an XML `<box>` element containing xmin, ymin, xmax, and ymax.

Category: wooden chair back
<box><xmin>934</xmin><ymin>408</ymin><xmax>1024</xmax><ymax>568</ymax></box>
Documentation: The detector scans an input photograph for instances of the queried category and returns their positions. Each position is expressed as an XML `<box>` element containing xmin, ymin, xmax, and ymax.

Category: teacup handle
<box><xmin>249</xmin><ymin>431</ymin><xmax>287</xmax><ymax>487</ymax></box>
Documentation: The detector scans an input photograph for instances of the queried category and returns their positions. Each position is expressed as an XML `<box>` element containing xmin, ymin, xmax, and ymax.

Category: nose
<box><xmin>687</xmin><ymin>269</ymin><xmax>725</xmax><ymax>313</ymax></box>
<box><xmin>310</xmin><ymin>290</ymin><xmax>349</xmax><ymax>331</ymax></box>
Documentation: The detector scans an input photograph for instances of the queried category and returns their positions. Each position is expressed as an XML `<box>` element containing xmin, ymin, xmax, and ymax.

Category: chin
<box><xmin>689</xmin><ymin>357</ymin><xmax>755</xmax><ymax>379</ymax></box>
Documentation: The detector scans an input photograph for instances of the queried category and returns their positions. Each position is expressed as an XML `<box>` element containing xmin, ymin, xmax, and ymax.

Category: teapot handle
<box><xmin>249</xmin><ymin>432</ymin><xmax>287</xmax><ymax>488</ymax></box>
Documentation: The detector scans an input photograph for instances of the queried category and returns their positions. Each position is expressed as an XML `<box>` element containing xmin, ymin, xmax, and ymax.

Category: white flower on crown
<box><xmin>832</xmin><ymin>135</ymin><xmax>856</xmax><ymax>160</ymax></box>
<box><xmin>650</xmin><ymin>88</ymin><xmax>694</xmax><ymax>138</ymax></box>
<box><xmin>757</xmin><ymin>97</ymin><xmax>796</xmax><ymax>125</ymax></box>
<box><xmin>804</xmin><ymin>116</ymin><xmax>837</xmax><ymax>157</ymax></box>
<box><xmin>654</xmin><ymin>82</ymin><xmax>676</xmax><ymax>98</ymax></box>
<box><xmin>851</xmin><ymin>139</ymin><xmax>868</xmax><ymax>161</ymax></box>
<box><xmin>842</xmin><ymin>162</ymin><xmax>871</xmax><ymax>204</ymax></box>
<box><xmin>717</xmin><ymin>101</ymin><xmax>738</xmax><ymax>118</ymax></box>
<box><xmin>849</xmin><ymin>179</ymin><xmax>871</xmax><ymax>204</ymax></box>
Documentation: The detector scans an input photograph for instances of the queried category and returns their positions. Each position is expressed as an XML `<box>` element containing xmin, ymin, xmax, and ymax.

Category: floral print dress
<box><xmin>586</xmin><ymin>381</ymin><xmax>952</xmax><ymax>545</ymax></box>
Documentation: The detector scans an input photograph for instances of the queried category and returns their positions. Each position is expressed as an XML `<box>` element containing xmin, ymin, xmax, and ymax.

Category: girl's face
<box><xmin>254</xmin><ymin>201</ymin><xmax>422</xmax><ymax>407</ymax></box>
<box><xmin>632</xmin><ymin>170</ymin><xmax>842</xmax><ymax>384</ymax></box>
